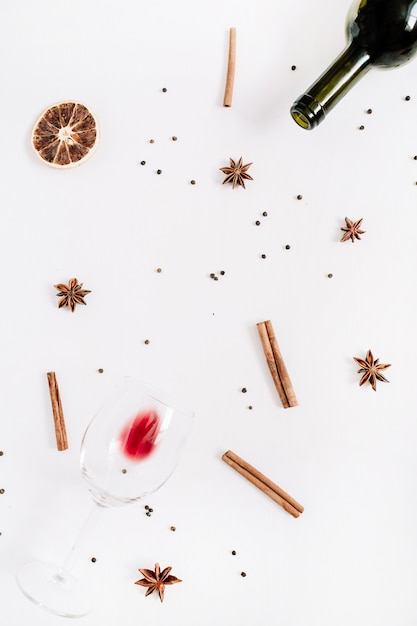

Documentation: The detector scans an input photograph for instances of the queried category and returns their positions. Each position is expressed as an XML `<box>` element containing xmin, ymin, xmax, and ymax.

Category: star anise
<box><xmin>353</xmin><ymin>349</ymin><xmax>391</xmax><ymax>391</ymax></box>
<box><xmin>220</xmin><ymin>157</ymin><xmax>253</xmax><ymax>189</ymax></box>
<box><xmin>340</xmin><ymin>217</ymin><xmax>365</xmax><ymax>243</ymax></box>
<box><xmin>54</xmin><ymin>278</ymin><xmax>91</xmax><ymax>312</ymax></box>
<box><xmin>135</xmin><ymin>562</ymin><xmax>182</xmax><ymax>602</ymax></box>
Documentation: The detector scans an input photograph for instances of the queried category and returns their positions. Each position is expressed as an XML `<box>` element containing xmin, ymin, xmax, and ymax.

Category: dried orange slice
<box><xmin>32</xmin><ymin>101</ymin><xmax>98</xmax><ymax>168</ymax></box>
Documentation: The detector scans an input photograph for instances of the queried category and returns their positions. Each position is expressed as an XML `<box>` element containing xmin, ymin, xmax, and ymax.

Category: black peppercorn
<box><xmin>231</xmin><ymin>550</ymin><xmax>236</xmax><ymax>555</ymax></box>
<box><xmin>291</xmin><ymin>65</ymin><xmax>296</xmax><ymax>70</ymax></box>
<box><xmin>241</xmin><ymin>387</ymin><xmax>247</xmax><ymax>393</ymax></box>
<box><xmin>146</xmin><ymin>511</ymin><xmax>151</xmax><ymax>517</ymax></box>
<box><xmin>241</xmin><ymin>572</ymin><xmax>247</xmax><ymax>577</ymax></box>
<box><xmin>172</xmin><ymin>136</ymin><xmax>177</xmax><ymax>141</ymax></box>
<box><xmin>98</xmin><ymin>368</ymin><xmax>104</xmax><ymax>373</ymax></box>
<box><xmin>0</xmin><ymin>489</ymin><xmax>4</xmax><ymax>494</ymax></box>
<box><xmin>255</xmin><ymin>220</ymin><xmax>261</xmax><ymax>226</ymax></box>
<box><xmin>327</xmin><ymin>273</ymin><xmax>333</xmax><ymax>278</ymax></box>
<box><xmin>367</xmin><ymin>108</ymin><xmax>373</xmax><ymax>114</ymax></box>
<box><xmin>285</xmin><ymin>244</ymin><xmax>291</xmax><ymax>250</ymax></box>
<box><xmin>220</xmin><ymin>270</ymin><xmax>225</xmax><ymax>275</ymax></box>
<box><xmin>162</xmin><ymin>87</ymin><xmax>167</xmax><ymax>92</ymax></box>
<box><xmin>359</xmin><ymin>124</ymin><xmax>365</xmax><ymax>130</ymax></box>
<box><xmin>156</xmin><ymin>169</ymin><xmax>162</xmax><ymax>175</ymax></box>
<box><xmin>190</xmin><ymin>180</ymin><xmax>196</xmax><ymax>185</ymax></box>
<box><xmin>91</xmin><ymin>557</ymin><xmax>96</xmax><ymax>563</ymax></box>
<box><xmin>261</xmin><ymin>254</ymin><xmax>266</xmax><ymax>259</ymax></box>
<box><xmin>170</xmin><ymin>526</ymin><xmax>176</xmax><ymax>532</ymax></box>
<box><xmin>140</xmin><ymin>160</ymin><xmax>146</xmax><ymax>165</ymax></box>
<box><xmin>405</xmin><ymin>95</ymin><xmax>411</xmax><ymax>100</ymax></box>
<box><xmin>0</xmin><ymin>451</ymin><xmax>3</xmax><ymax>456</ymax></box>
<box><xmin>262</xmin><ymin>211</ymin><xmax>268</xmax><ymax>216</ymax></box>
<box><xmin>144</xmin><ymin>339</ymin><xmax>150</xmax><ymax>344</ymax></box>
<box><xmin>297</xmin><ymin>194</ymin><xmax>303</xmax><ymax>200</ymax></box>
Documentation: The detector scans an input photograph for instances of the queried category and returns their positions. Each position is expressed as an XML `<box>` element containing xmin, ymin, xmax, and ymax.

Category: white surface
<box><xmin>1</xmin><ymin>0</ymin><xmax>417</xmax><ymax>624</ymax></box>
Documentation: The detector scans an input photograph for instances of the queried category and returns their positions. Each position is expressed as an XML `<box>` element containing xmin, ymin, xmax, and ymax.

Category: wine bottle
<box><xmin>290</xmin><ymin>0</ymin><xmax>417</xmax><ymax>130</ymax></box>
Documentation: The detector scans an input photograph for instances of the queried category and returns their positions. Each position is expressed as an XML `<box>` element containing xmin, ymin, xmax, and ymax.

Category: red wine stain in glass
<box><xmin>121</xmin><ymin>410</ymin><xmax>160</xmax><ymax>460</ymax></box>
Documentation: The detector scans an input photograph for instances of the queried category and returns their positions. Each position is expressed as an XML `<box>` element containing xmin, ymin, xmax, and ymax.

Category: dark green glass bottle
<box><xmin>290</xmin><ymin>0</ymin><xmax>417</xmax><ymax>129</ymax></box>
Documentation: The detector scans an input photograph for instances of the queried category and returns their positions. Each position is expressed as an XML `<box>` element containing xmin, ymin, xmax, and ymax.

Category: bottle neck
<box><xmin>291</xmin><ymin>43</ymin><xmax>372</xmax><ymax>130</ymax></box>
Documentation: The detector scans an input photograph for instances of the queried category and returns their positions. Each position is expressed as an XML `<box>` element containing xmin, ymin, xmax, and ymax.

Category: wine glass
<box><xmin>16</xmin><ymin>377</ymin><xmax>194</xmax><ymax>618</ymax></box>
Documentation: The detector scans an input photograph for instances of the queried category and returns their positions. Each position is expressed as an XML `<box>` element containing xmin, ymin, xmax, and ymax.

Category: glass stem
<box><xmin>56</xmin><ymin>503</ymin><xmax>104</xmax><ymax>580</ymax></box>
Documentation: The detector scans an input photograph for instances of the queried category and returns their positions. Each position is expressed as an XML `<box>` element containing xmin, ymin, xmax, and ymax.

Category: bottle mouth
<box><xmin>291</xmin><ymin>110</ymin><xmax>311</xmax><ymax>129</ymax></box>
<box><xmin>290</xmin><ymin>94</ymin><xmax>326</xmax><ymax>130</ymax></box>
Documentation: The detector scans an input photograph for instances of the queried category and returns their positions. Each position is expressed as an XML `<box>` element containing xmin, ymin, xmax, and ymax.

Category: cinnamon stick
<box><xmin>256</xmin><ymin>320</ymin><xmax>298</xmax><ymax>408</ymax></box>
<box><xmin>223</xmin><ymin>27</ymin><xmax>236</xmax><ymax>107</ymax></box>
<box><xmin>222</xmin><ymin>450</ymin><xmax>303</xmax><ymax>517</ymax></box>
<box><xmin>47</xmin><ymin>372</ymin><xmax>68</xmax><ymax>451</ymax></box>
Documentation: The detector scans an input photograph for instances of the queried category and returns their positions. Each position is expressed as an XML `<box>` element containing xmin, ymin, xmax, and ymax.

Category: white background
<box><xmin>1</xmin><ymin>0</ymin><xmax>417</xmax><ymax>624</ymax></box>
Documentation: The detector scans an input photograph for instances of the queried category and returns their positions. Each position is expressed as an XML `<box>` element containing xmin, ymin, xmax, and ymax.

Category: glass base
<box><xmin>16</xmin><ymin>560</ymin><xmax>91</xmax><ymax>618</ymax></box>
